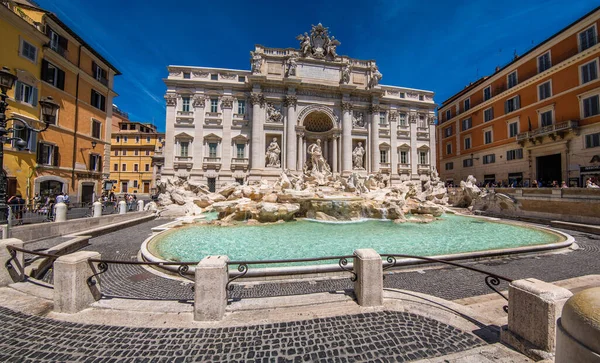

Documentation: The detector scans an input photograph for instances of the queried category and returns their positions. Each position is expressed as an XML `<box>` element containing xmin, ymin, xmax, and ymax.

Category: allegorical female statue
<box><xmin>352</xmin><ymin>142</ymin><xmax>365</xmax><ymax>169</ymax></box>
<box><xmin>265</xmin><ymin>137</ymin><xmax>281</xmax><ymax>167</ymax></box>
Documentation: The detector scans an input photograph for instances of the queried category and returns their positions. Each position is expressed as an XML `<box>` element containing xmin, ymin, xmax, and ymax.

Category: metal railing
<box><xmin>516</xmin><ymin>120</ymin><xmax>578</xmax><ymax>141</ymax></box>
<box><xmin>5</xmin><ymin>245</ymin><xmax>60</xmax><ymax>285</ymax></box>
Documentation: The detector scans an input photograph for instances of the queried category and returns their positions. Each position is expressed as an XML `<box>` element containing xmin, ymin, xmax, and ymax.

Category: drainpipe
<box><xmin>71</xmin><ymin>44</ymin><xmax>82</xmax><ymax>200</ymax></box>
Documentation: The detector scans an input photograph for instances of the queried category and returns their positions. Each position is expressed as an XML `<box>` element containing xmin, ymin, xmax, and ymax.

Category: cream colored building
<box><xmin>162</xmin><ymin>24</ymin><xmax>436</xmax><ymax>191</ymax></box>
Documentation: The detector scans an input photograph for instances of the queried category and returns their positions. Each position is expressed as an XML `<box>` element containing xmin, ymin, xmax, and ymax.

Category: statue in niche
<box><xmin>341</xmin><ymin>63</ymin><xmax>351</xmax><ymax>84</ymax></box>
<box><xmin>266</xmin><ymin>103</ymin><xmax>283</xmax><ymax>123</ymax></box>
<box><xmin>250</xmin><ymin>51</ymin><xmax>262</xmax><ymax>74</ymax></box>
<box><xmin>307</xmin><ymin>139</ymin><xmax>331</xmax><ymax>174</ymax></box>
<box><xmin>352</xmin><ymin>142</ymin><xmax>365</xmax><ymax>170</ymax></box>
<box><xmin>369</xmin><ymin>65</ymin><xmax>382</xmax><ymax>88</ymax></box>
<box><xmin>265</xmin><ymin>138</ymin><xmax>281</xmax><ymax>167</ymax></box>
<box><xmin>286</xmin><ymin>54</ymin><xmax>298</xmax><ymax>77</ymax></box>
<box><xmin>296</xmin><ymin>32</ymin><xmax>312</xmax><ymax>57</ymax></box>
<box><xmin>352</xmin><ymin>112</ymin><xmax>365</xmax><ymax>128</ymax></box>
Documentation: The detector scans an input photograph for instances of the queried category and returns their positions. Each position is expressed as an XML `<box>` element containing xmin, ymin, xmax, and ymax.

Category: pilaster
<box><xmin>250</xmin><ymin>89</ymin><xmax>264</xmax><ymax>171</ymax></box>
<box><xmin>221</xmin><ymin>95</ymin><xmax>234</xmax><ymax>172</ymax></box>
<box><xmin>163</xmin><ymin>93</ymin><xmax>177</xmax><ymax>176</ymax></box>
<box><xmin>390</xmin><ymin>111</ymin><xmax>398</xmax><ymax>177</ymax></box>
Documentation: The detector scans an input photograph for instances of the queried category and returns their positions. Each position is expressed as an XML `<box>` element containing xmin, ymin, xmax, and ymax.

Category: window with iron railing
<box><xmin>540</xmin><ymin>110</ymin><xmax>553</xmax><ymax>127</ymax></box>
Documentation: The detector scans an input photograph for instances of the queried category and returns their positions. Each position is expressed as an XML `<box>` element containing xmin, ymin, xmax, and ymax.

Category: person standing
<box><xmin>56</xmin><ymin>193</ymin><xmax>64</xmax><ymax>204</ymax></box>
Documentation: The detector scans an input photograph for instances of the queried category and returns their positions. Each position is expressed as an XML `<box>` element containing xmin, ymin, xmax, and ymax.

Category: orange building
<box><xmin>1</xmin><ymin>0</ymin><xmax>120</xmax><ymax>203</ymax></box>
<box><xmin>437</xmin><ymin>6</ymin><xmax>600</xmax><ymax>188</ymax></box>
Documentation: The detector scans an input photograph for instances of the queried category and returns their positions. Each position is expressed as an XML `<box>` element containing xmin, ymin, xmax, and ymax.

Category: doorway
<box><xmin>81</xmin><ymin>184</ymin><xmax>95</xmax><ymax>204</ymax></box>
<box><xmin>207</xmin><ymin>178</ymin><xmax>216</xmax><ymax>192</ymax></box>
<box><xmin>143</xmin><ymin>182</ymin><xmax>150</xmax><ymax>194</ymax></box>
<box><xmin>536</xmin><ymin>153</ymin><xmax>562</xmax><ymax>186</ymax></box>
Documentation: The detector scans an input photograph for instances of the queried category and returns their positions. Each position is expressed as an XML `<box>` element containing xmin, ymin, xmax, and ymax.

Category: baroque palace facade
<box><xmin>163</xmin><ymin>24</ymin><xmax>436</xmax><ymax>190</ymax></box>
<box><xmin>437</xmin><ymin>6</ymin><xmax>600</xmax><ymax>187</ymax></box>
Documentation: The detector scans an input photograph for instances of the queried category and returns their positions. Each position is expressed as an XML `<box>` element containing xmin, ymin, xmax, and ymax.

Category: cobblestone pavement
<box><xmin>0</xmin><ymin>306</ymin><xmax>484</xmax><ymax>362</ymax></box>
<box><xmin>62</xmin><ymin>220</ymin><xmax>600</xmax><ymax>302</ymax></box>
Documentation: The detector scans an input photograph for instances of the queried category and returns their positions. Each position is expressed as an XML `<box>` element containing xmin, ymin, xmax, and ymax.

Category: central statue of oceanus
<box><xmin>305</xmin><ymin>139</ymin><xmax>331</xmax><ymax>175</ymax></box>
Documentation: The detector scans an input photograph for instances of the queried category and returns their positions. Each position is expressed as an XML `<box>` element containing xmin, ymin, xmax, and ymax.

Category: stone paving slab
<box><xmin>0</xmin><ymin>306</ymin><xmax>484</xmax><ymax>362</ymax></box>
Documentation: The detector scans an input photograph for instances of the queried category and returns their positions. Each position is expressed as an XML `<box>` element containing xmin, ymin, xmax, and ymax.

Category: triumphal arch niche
<box><xmin>163</xmin><ymin>23</ymin><xmax>437</xmax><ymax>187</ymax></box>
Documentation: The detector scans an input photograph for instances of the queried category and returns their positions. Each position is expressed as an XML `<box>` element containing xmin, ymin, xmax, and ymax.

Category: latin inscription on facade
<box><xmin>298</xmin><ymin>64</ymin><xmax>340</xmax><ymax>81</ymax></box>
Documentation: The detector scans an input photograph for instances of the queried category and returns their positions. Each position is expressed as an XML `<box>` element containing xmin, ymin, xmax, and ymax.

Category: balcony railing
<box><xmin>96</xmin><ymin>76</ymin><xmax>108</xmax><ymax>87</ymax></box>
<box><xmin>204</xmin><ymin>157</ymin><xmax>221</xmax><ymax>163</ymax></box>
<box><xmin>516</xmin><ymin>120</ymin><xmax>579</xmax><ymax>142</ymax></box>
<box><xmin>49</xmin><ymin>43</ymin><xmax>68</xmax><ymax>58</ymax></box>
<box><xmin>379</xmin><ymin>162</ymin><xmax>390</xmax><ymax>170</ymax></box>
<box><xmin>177</xmin><ymin>111</ymin><xmax>194</xmax><ymax>118</ymax></box>
<box><xmin>231</xmin><ymin>158</ymin><xmax>249</xmax><ymax>164</ymax></box>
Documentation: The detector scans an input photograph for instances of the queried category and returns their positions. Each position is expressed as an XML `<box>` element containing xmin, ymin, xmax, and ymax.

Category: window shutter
<box><xmin>29</xmin><ymin>131</ymin><xmax>37</xmax><ymax>152</ymax></box>
<box><xmin>98</xmin><ymin>156</ymin><xmax>102</xmax><ymax>172</ymax></box>
<box><xmin>32</xmin><ymin>87</ymin><xmax>38</xmax><ymax>107</ymax></box>
<box><xmin>53</xmin><ymin>146</ymin><xmax>59</xmax><ymax>167</ymax></box>
<box><xmin>41</xmin><ymin>59</ymin><xmax>48</xmax><ymax>81</ymax></box>
<box><xmin>89</xmin><ymin>154</ymin><xmax>93</xmax><ymax>171</ymax></box>
<box><xmin>92</xmin><ymin>61</ymin><xmax>97</xmax><ymax>76</ymax></box>
<box><xmin>58</xmin><ymin>35</ymin><xmax>68</xmax><ymax>51</ymax></box>
<box><xmin>14</xmin><ymin>81</ymin><xmax>22</xmax><ymax>101</ymax></box>
<box><xmin>515</xmin><ymin>96</ymin><xmax>520</xmax><ymax>109</ymax></box>
<box><xmin>36</xmin><ymin>142</ymin><xmax>43</xmax><ymax>163</ymax></box>
<box><xmin>490</xmin><ymin>108</ymin><xmax>494</xmax><ymax>119</ymax></box>
<box><xmin>91</xmin><ymin>89</ymin><xmax>95</xmax><ymax>105</ymax></box>
<box><xmin>100</xmin><ymin>95</ymin><xmax>106</xmax><ymax>111</ymax></box>
<box><xmin>57</xmin><ymin>69</ymin><xmax>65</xmax><ymax>90</ymax></box>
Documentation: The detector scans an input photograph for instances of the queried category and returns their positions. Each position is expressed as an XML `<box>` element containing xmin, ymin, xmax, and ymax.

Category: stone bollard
<box><xmin>92</xmin><ymin>201</ymin><xmax>102</xmax><ymax>218</ymax></box>
<box><xmin>556</xmin><ymin>287</ymin><xmax>600</xmax><ymax>363</ymax></box>
<box><xmin>194</xmin><ymin>255</ymin><xmax>229</xmax><ymax>321</ymax></box>
<box><xmin>353</xmin><ymin>248</ymin><xmax>383</xmax><ymax>307</ymax></box>
<box><xmin>54</xmin><ymin>202</ymin><xmax>67</xmax><ymax>222</ymax></box>
<box><xmin>53</xmin><ymin>251</ymin><xmax>102</xmax><ymax>314</ymax></box>
<box><xmin>0</xmin><ymin>238</ymin><xmax>25</xmax><ymax>286</ymax></box>
<box><xmin>137</xmin><ymin>200</ymin><xmax>144</xmax><ymax>212</ymax></box>
<box><xmin>501</xmin><ymin>278</ymin><xmax>573</xmax><ymax>360</ymax></box>
<box><xmin>118</xmin><ymin>200</ymin><xmax>126</xmax><ymax>214</ymax></box>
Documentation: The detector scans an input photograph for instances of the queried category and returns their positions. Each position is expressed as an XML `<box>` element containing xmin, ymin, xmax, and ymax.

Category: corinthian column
<box><xmin>332</xmin><ymin>134</ymin><xmax>339</xmax><ymax>173</ymax></box>
<box><xmin>341</xmin><ymin>102</ymin><xmax>353</xmax><ymax>173</ymax></box>
<box><xmin>370</xmin><ymin>104</ymin><xmax>380</xmax><ymax>173</ymax></box>
<box><xmin>250</xmin><ymin>92</ymin><xmax>264</xmax><ymax>170</ymax></box>
<box><xmin>285</xmin><ymin>95</ymin><xmax>298</xmax><ymax>171</ymax></box>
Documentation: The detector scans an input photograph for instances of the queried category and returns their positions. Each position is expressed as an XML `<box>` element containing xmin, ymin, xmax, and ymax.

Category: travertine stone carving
<box><xmin>265</xmin><ymin>138</ymin><xmax>281</xmax><ymax>167</ymax></box>
<box><xmin>353</xmin><ymin>142</ymin><xmax>365</xmax><ymax>170</ymax></box>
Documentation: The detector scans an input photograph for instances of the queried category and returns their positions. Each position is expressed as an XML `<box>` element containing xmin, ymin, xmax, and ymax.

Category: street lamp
<box><xmin>0</xmin><ymin>66</ymin><xmax>60</xmax><ymax>223</ymax></box>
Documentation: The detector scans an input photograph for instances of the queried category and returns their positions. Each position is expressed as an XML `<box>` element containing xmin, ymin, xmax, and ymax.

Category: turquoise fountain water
<box><xmin>150</xmin><ymin>214</ymin><xmax>561</xmax><ymax>264</ymax></box>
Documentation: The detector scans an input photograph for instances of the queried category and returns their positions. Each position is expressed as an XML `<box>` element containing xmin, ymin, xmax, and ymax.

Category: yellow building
<box><xmin>109</xmin><ymin>106</ymin><xmax>164</xmax><ymax>196</ymax></box>
<box><xmin>0</xmin><ymin>0</ymin><xmax>120</xmax><ymax>203</ymax></box>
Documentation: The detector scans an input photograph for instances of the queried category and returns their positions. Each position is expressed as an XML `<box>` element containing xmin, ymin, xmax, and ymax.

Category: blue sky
<box><xmin>35</xmin><ymin>0</ymin><xmax>598</xmax><ymax>131</ymax></box>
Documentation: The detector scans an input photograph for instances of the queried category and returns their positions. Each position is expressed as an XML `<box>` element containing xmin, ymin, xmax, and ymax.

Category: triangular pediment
<box><xmin>174</xmin><ymin>132</ymin><xmax>194</xmax><ymax>140</ymax></box>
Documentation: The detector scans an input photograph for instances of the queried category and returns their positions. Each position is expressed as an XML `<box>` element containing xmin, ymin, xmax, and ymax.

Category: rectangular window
<box><xmin>134</xmin><ymin>150</ymin><xmax>139</xmax><ymax>156</ymax></box>
<box><xmin>444</xmin><ymin>126</ymin><xmax>453</xmax><ymax>137</ymax></box>
<box><xmin>399</xmin><ymin>113</ymin><xmax>407</xmax><ymax>126</ymax></box>
<box><xmin>135</xmin><ymin>136</ymin><xmax>140</xmax><ymax>143</ymax></box>
<box><xmin>585</xmin><ymin>132</ymin><xmax>600</xmax><ymax>148</ymax></box>
<box><xmin>504</xmin><ymin>95</ymin><xmax>520</xmax><ymax>114</ymax></box>
<box><xmin>211</xmin><ymin>74</ymin><xmax>218</xmax><ymax>80</ymax></box>
<box><xmin>92</xmin><ymin>119</ymin><xmax>101</xmax><ymax>139</ymax></box>
<box><xmin>484</xmin><ymin>130</ymin><xmax>493</xmax><ymax>144</ymax></box>
<box><xmin>509</xmin><ymin>122</ymin><xmax>519</xmax><ymax>137</ymax></box>
<box><xmin>463</xmin><ymin>159</ymin><xmax>473</xmax><ymax>167</ymax></box>
<box><xmin>507</xmin><ymin>148</ymin><xmax>524</xmax><ymax>160</ymax></box>
<box><xmin>418</xmin><ymin>151</ymin><xmax>427</xmax><ymax>165</ymax></box>
<box><xmin>380</xmin><ymin>150</ymin><xmax>388</xmax><ymax>163</ymax></box>
<box><xmin>464</xmin><ymin>137</ymin><xmax>471</xmax><ymax>150</ymax></box>
<box><xmin>508</xmin><ymin>71</ymin><xmax>518</xmax><ymax>88</ymax></box>
<box><xmin>579</xmin><ymin>25</ymin><xmax>597</xmax><ymax>51</ymax></box>
<box><xmin>91</xmin><ymin>90</ymin><xmax>106</xmax><ymax>111</ymax></box>
<box><xmin>379</xmin><ymin>112</ymin><xmax>387</xmax><ymax>125</ymax></box>
<box><xmin>183</xmin><ymin>72</ymin><xmax>190</xmax><ymax>79</ymax></box>
<box><xmin>182</xmin><ymin>96</ymin><xmax>190</xmax><ymax>112</ymax></box>
<box><xmin>541</xmin><ymin>110</ymin><xmax>553</xmax><ymax>127</ymax></box>
<box><xmin>484</xmin><ymin>107</ymin><xmax>494</xmax><ymax>122</ymax></box>
<box><xmin>209</xmin><ymin>143</ymin><xmax>217</xmax><ymax>158</ymax></box>
<box><xmin>483</xmin><ymin>154</ymin><xmax>496</xmax><ymax>164</ymax></box>
<box><xmin>581</xmin><ymin>60</ymin><xmax>598</xmax><ymax>84</ymax></box>
<box><xmin>583</xmin><ymin>95</ymin><xmax>600</xmax><ymax>118</ymax></box>
<box><xmin>46</xmin><ymin>27</ymin><xmax>68</xmax><ymax>56</ymax></box>
<box><xmin>145</xmin><ymin>164</ymin><xmax>150</xmax><ymax>172</ymax></box>
<box><xmin>464</xmin><ymin>98</ymin><xmax>470</xmax><ymax>112</ymax></box>
<box><xmin>116</xmin><ymin>136</ymin><xmax>120</xmax><ymax>142</ymax></box>
<box><xmin>92</xmin><ymin>62</ymin><xmax>108</xmax><ymax>86</ymax></box>
<box><xmin>114</xmin><ymin>150</ymin><xmax>118</xmax><ymax>156</ymax></box>
<box><xmin>134</xmin><ymin>164</ymin><xmax>139</xmax><ymax>172</ymax></box>
<box><xmin>133</xmin><ymin>180</ymin><xmax>138</xmax><ymax>188</ymax></box>
<box><xmin>122</xmin><ymin>164</ymin><xmax>126</xmax><ymax>171</ymax></box>
<box><xmin>210</xmin><ymin>98</ymin><xmax>218</xmax><ymax>113</ymax></box>
<box><xmin>89</xmin><ymin>154</ymin><xmax>101</xmax><ymax>171</ymax></box>
<box><xmin>445</xmin><ymin>109</ymin><xmax>451</xmax><ymax>121</ymax></box>
<box><xmin>14</xmin><ymin>81</ymin><xmax>37</xmax><ymax>106</ymax></box>
<box><xmin>146</xmin><ymin>136</ymin><xmax>151</xmax><ymax>143</ymax></box>
<box><xmin>237</xmin><ymin>100</ymin><xmax>246</xmax><ymax>115</ymax></box>
<box><xmin>37</xmin><ymin>143</ymin><xmax>58</xmax><ymax>166</ymax></box>
<box><xmin>12</xmin><ymin>126</ymin><xmax>36</xmax><ymax>150</ymax></box>
<box><xmin>483</xmin><ymin>86</ymin><xmax>491</xmax><ymax>101</ymax></box>
<box><xmin>446</xmin><ymin>143</ymin><xmax>452</xmax><ymax>155</ymax></box>
<box><xmin>400</xmin><ymin>151</ymin><xmax>408</xmax><ymax>164</ymax></box>
<box><xmin>113</xmin><ymin>163</ymin><xmax>118</xmax><ymax>171</ymax></box>
<box><xmin>399</xmin><ymin>92</ymin><xmax>405</xmax><ymax>98</ymax></box>
<box><xmin>461</xmin><ymin>118</ymin><xmax>472</xmax><ymax>131</ymax></box>
<box><xmin>180</xmin><ymin>141</ymin><xmax>189</xmax><ymax>157</ymax></box>
<box><xmin>418</xmin><ymin>115</ymin><xmax>427</xmax><ymax>128</ymax></box>
<box><xmin>238</xmin><ymin>76</ymin><xmax>245</xmax><ymax>82</ymax></box>
<box><xmin>124</xmin><ymin>136</ymin><xmax>128</xmax><ymax>142</ymax></box>
<box><xmin>20</xmin><ymin>39</ymin><xmax>37</xmax><ymax>62</ymax></box>
<box><xmin>445</xmin><ymin>162</ymin><xmax>453</xmax><ymax>170</ymax></box>
<box><xmin>41</xmin><ymin>60</ymin><xmax>65</xmax><ymax>90</ymax></box>
<box><xmin>236</xmin><ymin>144</ymin><xmax>245</xmax><ymax>159</ymax></box>
<box><xmin>122</xmin><ymin>150</ymin><xmax>127</xmax><ymax>156</ymax></box>
<box><xmin>144</xmin><ymin>150</ymin><xmax>150</xmax><ymax>156</ymax></box>
<box><xmin>538</xmin><ymin>81</ymin><xmax>552</xmax><ymax>100</ymax></box>
<box><xmin>538</xmin><ymin>52</ymin><xmax>552</xmax><ymax>73</ymax></box>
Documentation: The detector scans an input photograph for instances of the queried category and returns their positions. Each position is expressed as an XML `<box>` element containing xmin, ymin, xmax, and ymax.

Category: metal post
<box><xmin>0</xmin><ymin>92</ymin><xmax>9</xmax><ymax>224</ymax></box>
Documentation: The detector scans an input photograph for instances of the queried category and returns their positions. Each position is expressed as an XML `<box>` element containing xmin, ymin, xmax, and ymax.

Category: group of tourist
<box><xmin>98</xmin><ymin>191</ymin><xmax>138</xmax><ymax>211</ymax></box>
<box><xmin>447</xmin><ymin>177</ymin><xmax>600</xmax><ymax>189</ymax></box>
